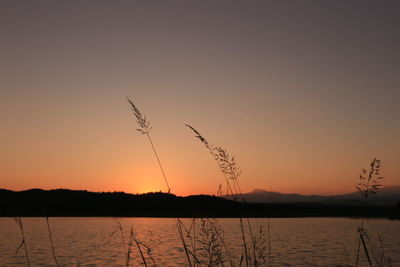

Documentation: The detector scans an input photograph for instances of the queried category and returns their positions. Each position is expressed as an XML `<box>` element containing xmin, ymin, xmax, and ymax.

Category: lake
<box><xmin>0</xmin><ymin>217</ymin><xmax>399</xmax><ymax>266</ymax></box>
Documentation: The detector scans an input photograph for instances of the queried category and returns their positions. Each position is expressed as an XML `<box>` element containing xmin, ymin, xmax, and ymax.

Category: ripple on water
<box><xmin>0</xmin><ymin>217</ymin><xmax>399</xmax><ymax>266</ymax></box>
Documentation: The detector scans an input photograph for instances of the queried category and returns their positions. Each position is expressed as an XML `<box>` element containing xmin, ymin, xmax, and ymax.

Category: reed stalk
<box><xmin>186</xmin><ymin>124</ymin><xmax>267</xmax><ymax>266</ymax></box>
<box><xmin>135</xmin><ymin>240</ymin><xmax>148</xmax><ymax>267</ymax></box>
<box><xmin>355</xmin><ymin>158</ymin><xmax>389</xmax><ymax>267</ymax></box>
<box><xmin>198</xmin><ymin>218</ymin><xmax>225</xmax><ymax>266</ymax></box>
<box><xmin>14</xmin><ymin>217</ymin><xmax>31</xmax><ymax>267</ymax></box>
<box><xmin>127</xmin><ymin>97</ymin><xmax>171</xmax><ymax>193</ymax></box>
<box><xmin>176</xmin><ymin>218</ymin><xmax>194</xmax><ymax>267</ymax></box>
<box><xmin>125</xmin><ymin>227</ymin><xmax>134</xmax><ymax>267</ymax></box>
<box><xmin>267</xmin><ymin>186</ymin><xmax>272</xmax><ymax>267</ymax></box>
<box><xmin>109</xmin><ymin>219</ymin><xmax>127</xmax><ymax>262</ymax></box>
<box><xmin>45</xmin><ymin>216</ymin><xmax>59</xmax><ymax>266</ymax></box>
<box><xmin>111</xmin><ymin>220</ymin><xmax>155</xmax><ymax>267</ymax></box>
<box><xmin>128</xmin><ymin>97</ymin><xmax>198</xmax><ymax>265</ymax></box>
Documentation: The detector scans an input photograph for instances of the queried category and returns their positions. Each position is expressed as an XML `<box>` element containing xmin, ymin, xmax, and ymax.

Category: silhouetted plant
<box><xmin>45</xmin><ymin>216</ymin><xmax>59</xmax><ymax>266</ymax></box>
<box><xmin>355</xmin><ymin>158</ymin><xmax>392</xmax><ymax>267</ymax></box>
<box><xmin>175</xmin><ymin>217</ymin><xmax>233</xmax><ymax>267</ymax></box>
<box><xmin>128</xmin><ymin>98</ymin><xmax>196</xmax><ymax>266</ymax></box>
<box><xmin>186</xmin><ymin>124</ymin><xmax>267</xmax><ymax>267</ymax></box>
<box><xmin>125</xmin><ymin>226</ymin><xmax>134</xmax><ymax>267</ymax></box>
<box><xmin>109</xmin><ymin>219</ymin><xmax>127</xmax><ymax>262</ymax></box>
<box><xmin>356</xmin><ymin>158</ymin><xmax>383</xmax><ymax>202</ymax></box>
<box><xmin>266</xmin><ymin>186</ymin><xmax>273</xmax><ymax>267</ymax></box>
<box><xmin>253</xmin><ymin>225</ymin><xmax>267</xmax><ymax>266</ymax></box>
<box><xmin>177</xmin><ymin>218</ymin><xmax>199</xmax><ymax>266</ymax></box>
<box><xmin>135</xmin><ymin>239</ymin><xmax>152</xmax><ymax>267</ymax></box>
<box><xmin>185</xmin><ymin>124</ymin><xmax>237</xmax><ymax>199</ymax></box>
<box><xmin>110</xmin><ymin>220</ymin><xmax>155</xmax><ymax>267</ymax></box>
<box><xmin>14</xmin><ymin>217</ymin><xmax>30</xmax><ymax>267</ymax></box>
<box><xmin>127</xmin><ymin>97</ymin><xmax>171</xmax><ymax>193</ymax></box>
<box><xmin>198</xmin><ymin>218</ymin><xmax>225</xmax><ymax>266</ymax></box>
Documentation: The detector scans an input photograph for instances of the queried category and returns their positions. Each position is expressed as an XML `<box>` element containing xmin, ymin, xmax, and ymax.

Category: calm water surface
<box><xmin>0</xmin><ymin>217</ymin><xmax>399</xmax><ymax>266</ymax></box>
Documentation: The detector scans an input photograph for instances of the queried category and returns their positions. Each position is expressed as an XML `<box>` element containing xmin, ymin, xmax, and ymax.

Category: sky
<box><xmin>1</xmin><ymin>1</ymin><xmax>399</xmax><ymax>196</ymax></box>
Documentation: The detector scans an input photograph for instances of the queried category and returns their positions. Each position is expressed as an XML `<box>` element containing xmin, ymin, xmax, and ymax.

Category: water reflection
<box><xmin>0</xmin><ymin>217</ymin><xmax>399</xmax><ymax>266</ymax></box>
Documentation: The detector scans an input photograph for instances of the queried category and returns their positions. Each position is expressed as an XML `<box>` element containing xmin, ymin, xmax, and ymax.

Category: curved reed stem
<box><xmin>45</xmin><ymin>217</ymin><xmax>59</xmax><ymax>266</ymax></box>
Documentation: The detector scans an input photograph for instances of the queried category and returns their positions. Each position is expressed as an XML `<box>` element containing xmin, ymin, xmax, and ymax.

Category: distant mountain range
<box><xmin>223</xmin><ymin>186</ymin><xmax>400</xmax><ymax>206</ymax></box>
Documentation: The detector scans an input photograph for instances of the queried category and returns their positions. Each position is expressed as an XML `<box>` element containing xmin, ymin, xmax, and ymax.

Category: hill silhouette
<box><xmin>223</xmin><ymin>186</ymin><xmax>400</xmax><ymax>206</ymax></box>
<box><xmin>0</xmin><ymin>188</ymin><xmax>398</xmax><ymax>218</ymax></box>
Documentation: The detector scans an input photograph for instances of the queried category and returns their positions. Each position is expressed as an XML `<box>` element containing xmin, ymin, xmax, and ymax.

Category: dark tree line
<box><xmin>0</xmin><ymin>188</ymin><xmax>398</xmax><ymax>218</ymax></box>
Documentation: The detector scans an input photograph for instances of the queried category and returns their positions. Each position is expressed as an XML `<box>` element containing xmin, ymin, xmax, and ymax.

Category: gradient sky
<box><xmin>1</xmin><ymin>1</ymin><xmax>399</xmax><ymax>196</ymax></box>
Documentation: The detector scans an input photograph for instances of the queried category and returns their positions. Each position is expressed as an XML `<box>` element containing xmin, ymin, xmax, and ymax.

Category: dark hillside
<box><xmin>0</xmin><ymin>188</ymin><xmax>398</xmax><ymax>218</ymax></box>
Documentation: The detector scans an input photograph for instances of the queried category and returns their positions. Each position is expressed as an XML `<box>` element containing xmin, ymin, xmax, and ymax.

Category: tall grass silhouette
<box><xmin>355</xmin><ymin>158</ymin><xmax>392</xmax><ymax>267</ymax></box>
<box><xmin>45</xmin><ymin>216</ymin><xmax>59</xmax><ymax>266</ymax></box>
<box><xmin>127</xmin><ymin>97</ymin><xmax>196</xmax><ymax>266</ymax></box>
<box><xmin>109</xmin><ymin>219</ymin><xmax>127</xmax><ymax>265</ymax></box>
<box><xmin>186</xmin><ymin>124</ymin><xmax>268</xmax><ymax>267</ymax></box>
<box><xmin>14</xmin><ymin>216</ymin><xmax>30</xmax><ymax>267</ymax></box>
<box><xmin>127</xmin><ymin>97</ymin><xmax>171</xmax><ymax>193</ymax></box>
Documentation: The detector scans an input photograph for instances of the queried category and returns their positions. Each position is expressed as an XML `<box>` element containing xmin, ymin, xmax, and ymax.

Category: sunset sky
<box><xmin>1</xmin><ymin>1</ymin><xmax>399</xmax><ymax>196</ymax></box>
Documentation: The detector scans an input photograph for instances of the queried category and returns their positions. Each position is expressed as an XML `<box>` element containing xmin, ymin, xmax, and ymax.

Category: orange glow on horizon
<box><xmin>1</xmin><ymin>2</ymin><xmax>399</xmax><ymax>196</ymax></box>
